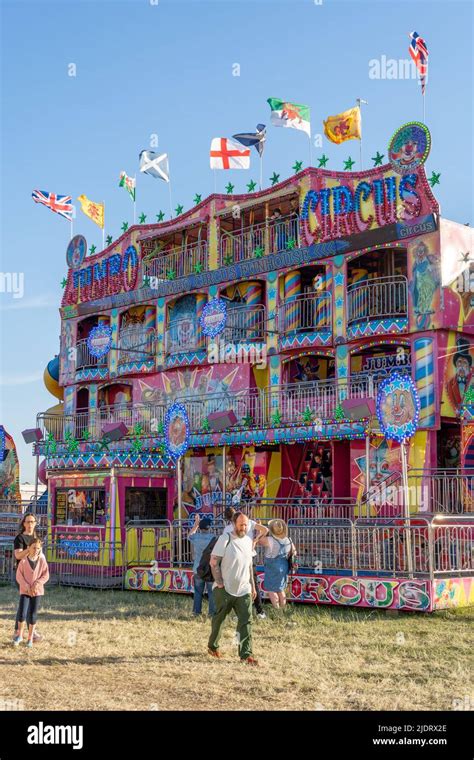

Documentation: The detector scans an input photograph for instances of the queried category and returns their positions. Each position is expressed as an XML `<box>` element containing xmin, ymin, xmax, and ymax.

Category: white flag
<box><xmin>210</xmin><ymin>138</ymin><xmax>251</xmax><ymax>170</ymax></box>
<box><xmin>139</xmin><ymin>151</ymin><xmax>170</xmax><ymax>182</ymax></box>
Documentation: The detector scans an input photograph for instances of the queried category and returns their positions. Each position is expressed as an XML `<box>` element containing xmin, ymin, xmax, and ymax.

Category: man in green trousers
<box><xmin>208</xmin><ymin>511</ymin><xmax>259</xmax><ymax>666</ymax></box>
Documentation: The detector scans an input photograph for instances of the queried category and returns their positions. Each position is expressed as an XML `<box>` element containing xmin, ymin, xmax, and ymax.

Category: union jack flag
<box><xmin>409</xmin><ymin>31</ymin><xmax>429</xmax><ymax>95</ymax></box>
<box><xmin>32</xmin><ymin>189</ymin><xmax>74</xmax><ymax>221</ymax></box>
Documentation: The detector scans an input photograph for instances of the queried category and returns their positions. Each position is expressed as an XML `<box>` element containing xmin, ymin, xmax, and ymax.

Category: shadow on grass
<box><xmin>0</xmin><ymin>651</ymin><xmax>207</xmax><ymax>666</ymax></box>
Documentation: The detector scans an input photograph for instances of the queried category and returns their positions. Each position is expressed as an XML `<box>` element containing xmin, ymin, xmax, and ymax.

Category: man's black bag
<box><xmin>196</xmin><ymin>534</ymin><xmax>230</xmax><ymax>582</ymax></box>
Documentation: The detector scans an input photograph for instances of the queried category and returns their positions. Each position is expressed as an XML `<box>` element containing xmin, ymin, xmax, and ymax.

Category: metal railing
<box><xmin>347</xmin><ymin>275</ymin><xmax>408</xmax><ymax>324</ymax></box>
<box><xmin>221</xmin><ymin>303</ymin><xmax>266</xmax><ymax>342</ymax></box>
<box><xmin>37</xmin><ymin>403</ymin><xmax>166</xmax><ymax>443</ymax></box>
<box><xmin>278</xmin><ymin>292</ymin><xmax>331</xmax><ymax>335</ymax></box>
<box><xmin>124</xmin><ymin>520</ymin><xmax>173</xmax><ymax>566</ymax></box>
<box><xmin>46</xmin><ymin>540</ymin><xmax>124</xmax><ymax>588</ymax></box>
<box><xmin>166</xmin><ymin>318</ymin><xmax>205</xmax><ymax>354</ymax></box>
<box><xmin>76</xmin><ymin>338</ymin><xmax>109</xmax><ymax>370</ymax></box>
<box><xmin>219</xmin><ymin>214</ymin><xmax>299</xmax><ymax>265</ymax></box>
<box><xmin>0</xmin><ymin>512</ymin><xmax>47</xmax><ymax>538</ymax></box>
<box><xmin>118</xmin><ymin>326</ymin><xmax>156</xmax><ymax>365</ymax></box>
<box><xmin>0</xmin><ymin>540</ymin><xmax>14</xmax><ymax>583</ymax></box>
<box><xmin>407</xmin><ymin>469</ymin><xmax>474</xmax><ymax>514</ymax></box>
<box><xmin>143</xmin><ymin>241</ymin><xmax>208</xmax><ymax>280</ymax></box>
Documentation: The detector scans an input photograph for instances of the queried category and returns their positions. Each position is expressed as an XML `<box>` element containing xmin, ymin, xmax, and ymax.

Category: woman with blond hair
<box><xmin>258</xmin><ymin>519</ymin><xmax>296</xmax><ymax>609</ymax></box>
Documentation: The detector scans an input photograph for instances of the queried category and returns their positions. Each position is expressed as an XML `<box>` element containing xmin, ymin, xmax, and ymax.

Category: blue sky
<box><xmin>1</xmin><ymin>0</ymin><xmax>472</xmax><ymax>480</ymax></box>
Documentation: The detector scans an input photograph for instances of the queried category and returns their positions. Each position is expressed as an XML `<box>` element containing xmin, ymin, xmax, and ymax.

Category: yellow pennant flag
<box><xmin>323</xmin><ymin>106</ymin><xmax>361</xmax><ymax>145</ymax></box>
<box><xmin>77</xmin><ymin>194</ymin><xmax>105</xmax><ymax>229</ymax></box>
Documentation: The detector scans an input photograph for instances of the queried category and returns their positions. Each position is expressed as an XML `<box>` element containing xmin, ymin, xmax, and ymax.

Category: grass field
<box><xmin>0</xmin><ymin>585</ymin><xmax>472</xmax><ymax>712</ymax></box>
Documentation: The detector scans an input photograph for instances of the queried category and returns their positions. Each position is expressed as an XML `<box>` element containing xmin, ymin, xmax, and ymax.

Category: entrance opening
<box><xmin>125</xmin><ymin>487</ymin><xmax>167</xmax><ymax>522</ymax></box>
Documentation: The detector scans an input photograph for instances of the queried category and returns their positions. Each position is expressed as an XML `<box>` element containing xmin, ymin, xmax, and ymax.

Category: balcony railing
<box><xmin>143</xmin><ymin>241</ymin><xmax>208</xmax><ymax>281</ymax></box>
<box><xmin>278</xmin><ymin>292</ymin><xmax>331</xmax><ymax>335</ymax></box>
<box><xmin>166</xmin><ymin>318</ymin><xmax>204</xmax><ymax>355</ymax></box>
<box><xmin>221</xmin><ymin>304</ymin><xmax>266</xmax><ymax>342</ymax></box>
<box><xmin>118</xmin><ymin>326</ymin><xmax>156</xmax><ymax>365</ymax></box>
<box><xmin>76</xmin><ymin>338</ymin><xmax>108</xmax><ymax>371</ymax></box>
<box><xmin>37</xmin><ymin>378</ymin><xmax>379</xmax><ymax>445</ymax></box>
<box><xmin>219</xmin><ymin>214</ymin><xmax>299</xmax><ymax>266</ymax></box>
<box><xmin>347</xmin><ymin>275</ymin><xmax>408</xmax><ymax>324</ymax></box>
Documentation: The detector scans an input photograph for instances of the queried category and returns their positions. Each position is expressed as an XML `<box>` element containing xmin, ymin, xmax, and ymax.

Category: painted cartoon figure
<box><xmin>411</xmin><ymin>241</ymin><xmax>440</xmax><ymax>328</ymax></box>
<box><xmin>169</xmin><ymin>416</ymin><xmax>186</xmax><ymax>448</ymax></box>
<box><xmin>447</xmin><ymin>338</ymin><xmax>472</xmax><ymax>410</ymax></box>
<box><xmin>391</xmin><ymin>137</ymin><xmax>422</xmax><ymax>167</ymax></box>
<box><xmin>382</xmin><ymin>389</ymin><xmax>416</xmax><ymax>428</ymax></box>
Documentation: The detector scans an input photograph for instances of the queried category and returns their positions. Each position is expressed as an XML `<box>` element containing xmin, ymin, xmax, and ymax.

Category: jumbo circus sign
<box><xmin>300</xmin><ymin>166</ymin><xmax>438</xmax><ymax>246</ymax></box>
<box><xmin>62</xmin><ymin>245</ymin><xmax>139</xmax><ymax>305</ymax></box>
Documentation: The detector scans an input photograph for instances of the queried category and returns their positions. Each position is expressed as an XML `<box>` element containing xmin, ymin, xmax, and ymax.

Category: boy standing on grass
<box><xmin>14</xmin><ymin>538</ymin><xmax>49</xmax><ymax>648</ymax></box>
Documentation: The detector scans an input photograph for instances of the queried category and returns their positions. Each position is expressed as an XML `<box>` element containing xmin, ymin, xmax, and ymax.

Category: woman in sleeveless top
<box><xmin>257</xmin><ymin>519</ymin><xmax>296</xmax><ymax>609</ymax></box>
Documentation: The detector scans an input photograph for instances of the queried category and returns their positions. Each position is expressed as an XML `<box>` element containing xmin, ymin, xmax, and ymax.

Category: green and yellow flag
<box><xmin>323</xmin><ymin>106</ymin><xmax>361</xmax><ymax>145</ymax></box>
<box><xmin>77</xmin><ymin>194</ymin><xmax>105</xmax><ymax>229</ymax></box>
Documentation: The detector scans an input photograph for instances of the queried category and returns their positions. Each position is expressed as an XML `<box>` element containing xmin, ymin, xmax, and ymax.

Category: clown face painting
<box><xmin>382</xmin><ymin>388</ymin><xmax>416</xmax><ymax>428</ymax></box>
<box><xmin>377</xmin><ymin>373</ymin><xmax>420</xmax><ymax>442</ymax></box>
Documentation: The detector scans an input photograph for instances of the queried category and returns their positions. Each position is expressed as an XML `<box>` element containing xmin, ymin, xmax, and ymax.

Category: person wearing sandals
<box><xmin>258</xmin><ymin>519</ymin><xmax>296</xmax><ymax>609</ymax></box>
<box><xmin>13</xmin><ymin>538</ymin><xmax>49</xmax><ymax>647</ymax></box>
<box><xmin>12</xmin><ymin>513</ymin><xmax>43</xmax><ymax>642</ymax></box>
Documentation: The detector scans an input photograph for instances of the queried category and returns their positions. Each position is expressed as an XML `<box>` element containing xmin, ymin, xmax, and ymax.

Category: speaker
<box><xmin>22</xmin><ymin>428</ymin><xmax>43</xmax><ymax>444</ymax></box>
<box><xmin>207</xmin><ymin>410</ymin><xmax>238</xmax><ymax>432</ymax></box>
<box><xmin>341</xmin><ymin>398</ymin><xmax>376</xmax><ymax>420</ymax></box>
<box><xmin>101</xmin><ymin>421</ymin><xmax>129</xmax><ymax>442</ymax></box>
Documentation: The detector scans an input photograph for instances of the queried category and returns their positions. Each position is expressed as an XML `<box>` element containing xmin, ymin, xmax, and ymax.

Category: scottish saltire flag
<box><xmin>210</xmin><ymin>138</ymin><xmax>250</xmax><ymax>169</ymax></box>
<box><xmin>119</xmin><ymin>171</ymin><xmax>136</xmax><ymax>201</ymax></box>
<box><xmin>139</xmin><ymin>151</ymin><xmax>170</xmax><ymax>182</ymax></box>
<box><xmin>267</xmin><ymin>98</ymin><xmax>311</xmax><ymax>137</ymax></box>
<box><xmin>232</xmin><ymin>124</ymin><xmax>266</xmax><ymax>156</ymax></box>
<box><xmin>32</xmin><ymin>190</ymin><xmax>74</xmax><ymax>221</ymax></box>
<box><xmin>409</xmin><ymin>31</ymin><xmax>429</xmax><ymax>94</ymax></box>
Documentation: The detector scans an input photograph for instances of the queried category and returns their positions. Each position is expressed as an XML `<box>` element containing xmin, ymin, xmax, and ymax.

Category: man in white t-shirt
<box><xmin>208</xmin><ymin>512</ymin><xmax>259</xmax><ymax>665</ymax></box>
<box><xmin>223</xmin><ymin>507</ymin><xmax>269</xmax><ymax>619</ymax></box>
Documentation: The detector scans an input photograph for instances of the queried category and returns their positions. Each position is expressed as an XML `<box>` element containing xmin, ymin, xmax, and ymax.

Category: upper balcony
<box><xmin>143</xmin><ymin>240</ymin><xmax>208</xmax><ymax>281</ymax></box>
<box><xmin>117</xmin><ymin>325</ymin><xmax>156</xmax><ymax>370</ymax></box>
<box><xmin>76</xmin><ymin>338</ymin><xmax>108</xmax><ymax>371</ymax></box>
<box><xmin>219</xmin><ymin>214</ymin><xmax>299</xmax><ymax>267</ymax></box>
<box><xmin>347</xmin><ymin>275</ymin><xmax>408</xmax><ymax>326</ymax></box>
<box><xmin>278</xmin><ymin>291</ymin><xmax>331</xmax><ymax>348</ymax></box>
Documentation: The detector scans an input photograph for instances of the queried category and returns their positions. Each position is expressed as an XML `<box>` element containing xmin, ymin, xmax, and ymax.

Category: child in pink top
<box><xmin>14</xmin><ymin>538</ymin><xmax>50</xmax><ymax>648</ymax></box>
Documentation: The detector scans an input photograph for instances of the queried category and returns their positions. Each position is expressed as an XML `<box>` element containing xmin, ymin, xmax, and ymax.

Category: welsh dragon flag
<box><xmin>267</xmin><ymin>98</ymin><xmax>311</xmax><ymax>137</ymax></box>
<box><xmin>119</xmin><ymin>171</ymin><xmax>136</xmax><ymax>201</ymax></box>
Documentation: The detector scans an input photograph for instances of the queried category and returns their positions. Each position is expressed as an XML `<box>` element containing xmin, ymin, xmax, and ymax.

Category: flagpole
<box><xmin>308</xmin><ymin>134</ymin><xmax>313</xmax><ymax>167</ymax></box>
<box><xmin>133</xmin><ymin>175</ymin><xmax>136</xmax><ymax>225</ymax></box>
<box><xmin>213</xmin><ymin>169</ymin><xmax>217</xmax><ymax>195</ymax></box>
<box><xmin>356</xmin><ymin>99</ymin><xmax>368</xmax><ymax>171</ymax></box>
<box><xmin>102</xmin><ymin>201</ymin><xmax>105</xmax><ymax>250</ymax></box>
<box><xmin>259</xmin><ymin>155</ymin><xmax>263</xmax><ymax>191</ymax></box>
<box><xmin>168</xmin><ymin>180</ymin><xmax>173</xmax><ymax>219</ymax></box>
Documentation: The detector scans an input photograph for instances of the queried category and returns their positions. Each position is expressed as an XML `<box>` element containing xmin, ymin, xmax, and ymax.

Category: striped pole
<box><xmin>350</xmin><ymin>267</ymin><xmax>368</xmax><ymax>322</ymax></box>
<box><xmin>314</xmin><ymin>273</ymin><xmax>327</xmax><ymax>328</ymax></box>
<box><xmin>195</xmin><ymin>293</ymin><xmax>207</xmax><ymax>348</ymax></box>
<box><xmin>283</xmin><ymin>270</ymin><xmax>301</xmax><ymax>334</ymax></box>
<box><xmin>414</xmin><ymin>337</ymin><xmax>435</xmax><ymax>427</ymax></box>
<box><xmin>244</xmin><ymin>281</ymin><xmax>262</xmax><ymax>339</ymax></box>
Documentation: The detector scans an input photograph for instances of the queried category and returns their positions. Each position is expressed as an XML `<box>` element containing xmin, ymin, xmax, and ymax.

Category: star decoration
<box><xmin>143</xmin><ymin>275</ymin><xmax>151</xmax><ymax>288</ymax></box>
<box><xmin>225</xmin><ymin>182</ymin><xmax>235</xmax><ymax>194</ymax></box>
<box><xmin>318</xmin><ymin>154</ymin><xmax>329</xmax><ymax>168</ymax></box>
<box><xmin>175</xmin><ymin>204</ymin><xmax>184</xmax><ymax>216</ymax></box>
<box><xmin>133</xmin><ymin>423</ymin><xmax>144</xmax><ymax>437</ymax></box>
<box><xmin>201</xmin><ymin>418</ymin><xmax>210</xmax><ymax>433</ymax></box>
<box><xmin>334</xmin><ymin>404</ymin><xmax>345</xmax><ymax>422</ymax></box>
<box><xmin>89</xmin><ymin>244</ymin><xmax>96</xmax><ymax>254</ymax></box>
<box><xmin>156</xmin><ymin>211</ymin><xmax>165</xmax><ymax>222</ymax></box>
<box><xmin>338</xmin><ymin>365</ymin><xmax>348</xmax><ymax>378</ymax></box>
<box><xmin>270</xmin><ymin>172</ymin><xmax>280</xmax><ymax>186</ymax></box>
<box><xmin>334</xmin><ymin>272</ymin><xmax>345</xmax><ymax>286</ymax></box>
<box><xmin>335</xmin><ymin>297</ymin><xmax>344</xmax><ymax>309</ymax></box>
<box><xmin>81</xmin><ymin>429</ymin><xmax>91</xmax><ymax>441</ymax></box>
<box><xmin>268</xmin><ymin>287</ymin><xmax>277</xmax><ymax>300</ymax></box>
<box><xmin>286</xmin><ymin>238</ymin><xmax>296</xmax><ymax>250</ymax></box>
<box><xmin>292</xmin><ymin>160</ymin><xmax>303</xmax><ymax>173</ymax></box>
<box><xmin>193</xmin><ymin>194</ymin><xmax>202</xmax><ymax>205</ymax></box>
<box><xmin>157</xmin><ymin>313</ymin><xmax>164</xmax><ymax>323</ymax></box>
<box><xmin>271</xmin><ymin>374</ymin><xmax>279</xmax><ymax>385</ymax></box>
<box><xmin>302</xmin><ymin>406</ymin><xmax>314</xmax><ymax>424</ymax></box>
<box><xmin>132</xmin><ymin>438</ymin><xmax>143</xmax><ymax>454</ymax></box>
<box><xmin>344</xmin><ymin>157</ymin><xmax>356</xmax><ymax>171</ymax></box>
<box><xmin>194</xmin><ymin>262</ymin><xmax>204</xmax><ymax>273</ymax></box>
<box><xmin>271</xmin><ymin>410</ymin><xmax>282</xmax><ymax>426</ymax></box>
<box><xmin>166</xmin><ymin>269</ymin><xmax>176</xmax><ymax>280</ymax></box>
<box><xmin>242</xmin><ymin>414</ymin><xmax>254</xmax><ymax>428</ymax></box>
<box><xmin>224</xmin><ymin>254</ymin><xmax>233</xmax><ymax>265</ymax></box>
<box><xmin>121</xmin><ymin>222</ymin><xmax>128</xmax><ymax>232</ymax></box>
<box><xmin>61</xmin><ymin>278</ymin><xmax>67</xmax><ymax>288</ymax></box>
<box><xmin>372</xmin><ymin>151</ymin><xmax>384</xmax><ymax>167</ymax></box>
<box><xmin>428</xmin><ymin>171</ymin><xmax>441</xmax><ymax>187</ymax></box>
<box><xmin>247</xmin><ymin>180</ymin><xmax>257</xmax><ymax>192</ymax></box>
<box><xmin>464</xmin><ymin>386</ymin><xmax>474</xmax><ymax>404</ymax></box>
<box><xmin>139</xmin><ymin>213</ymin><xmax>147</xmax><ymax>224</ymax></box>
<box><xmin>106</xmin><ymin>235</ymin><xmax>112</xmax><ymax>245</ymax></box>
<box><xmin>254</xmin><ymin>246</ymin><xmax>264</xmax><ymax>259</ymax></box>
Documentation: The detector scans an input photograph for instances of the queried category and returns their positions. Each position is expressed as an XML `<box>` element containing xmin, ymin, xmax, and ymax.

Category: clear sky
<box><xmin>0</xmin><ymin>0</ymin><xmax>472</xmax><ymax>481</ymax></box>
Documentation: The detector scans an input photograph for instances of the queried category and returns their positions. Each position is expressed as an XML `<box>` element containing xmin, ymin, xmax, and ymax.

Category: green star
<box><xmin>270</xmin><ymin>172</ymin><xmax>280</xmax><ymax>186</ymax></box>
<box><xmin>302</xmin><ymin>406</ymin><xmax>314</xmax><ymax>424</ymax></box>
<box><xmin>81</xmin><ymin>429</ymin><xmax>91</xmax><ymax>441</ymax></box>
<box><xmin>132</xmin><ymin>438</ymin><xmax>143</xmax><ymax>454</ymax></box>
<box><xmin>271</xmin><ymin>410</ymin><xmax>282</xmax><ymax>426</ymax></box>
<box><xmin>344</xmin><ymin>157</ymin><xmax>355</xmax><ymax>171</ymax></box>
<box><xmin>242</xmin><ymin>414</ymin><xmax>254</xmax><ymax>428</ymax></box>
<box><xmin>464</xmin><ymin>386</ymin><xmax>474</xmax><ymax>404</ymax></box>
<box><xmin>225</xmin><ymin>182</ymin><xmax>235</xmax><ymax>194</ymax></box>
<box><xmin>372</xmin><ymin>151</ymin><xmax>384</xmax><ymax>167</ymax></box>
<box><xmin>286</xmin><ymin>238</ymin><xmax>296</xmax><ymax>250</ymax></box>
<box><xmin>202</xmin><ymin>418</ymin><xmax>210</xmax><ymax>433</ymax></box>
<box><xmin>247</xmin><ymin>180</ymin><xmax>257</xmax><ymax>192</ymax></box>
<box><xmin>292</xmin><ymin>160</ymin><xmax>303</xmax><ymax>173</ymax></box>
<box><xmin>224</xmin><ymin>254</ymin><xmax>233</xmax><ymax>265</ymax></box>
<box><xmin>156</xmin><ymin>211</ymin><xmax>165</xmax><ymax>222</ymax></box>
<box><xmin>106</xmin><ymin>235</ymin><xmax>112</xmax><ymax>245</ymax></box>
<box><xmin>166</xmin><ymin>269</ymin><xmax>176</xmax><ymax>280</ymax></box>
<box><xmin>254</xmin><ymin>246</ymin><xmax>264</xmax><ymax>259</ymax></box>
<box><xmin>61</xmin><ymin>278</ymin><xmax>68</xmax><ymax>288</ymax></box>
<box><xmin>143</xmin><ymin>275</ymin><xmax>151</xmax><ymax>288</ymax></box>
<box><xmin>318</xmin><ymin>154</ymin><xmax>329</xmax><ymax>168</ymax></box>
<box><xmin>194</xmin><ymin>262</ymin><xmax>203</xmax><ymax>273</ymax></box>
<box><xmin>175</xmin><ymin>204</ymin><xmax>184</xmax><ymax>216</ymax></box>
<box><xmin>193</xmin><ymin>194</ymin><xmax>202</xmax><ymax>205</ymax></box>
<box><xmin>334</xmin><ymin>404</ymin><xmax>345</xmax><ymax>422</ymax></box>
<box><xmin>139</xmin><ymin>213</ymin><xmax>147</xmax><ymax>224</ymax></box>
<box><xmin>428</xmin><ymin>171</ymin><xmax>441</xmax><ymax>187</ymax></box>
<box><xmin>121</xmin><ymin>222</ymin><xmax>128</xmax><ymax>232</ymax></box>
<box><xmin>89</xmin><ymin>244</ymin><xmax>96</xmax><ymax>254</ymax></box>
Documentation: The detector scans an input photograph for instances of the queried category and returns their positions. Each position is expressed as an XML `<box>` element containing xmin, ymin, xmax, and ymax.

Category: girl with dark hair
<box><xmin>12</xmin><ymin>513</ymin><xmax>42</xmax><ymax>642</ymax></box>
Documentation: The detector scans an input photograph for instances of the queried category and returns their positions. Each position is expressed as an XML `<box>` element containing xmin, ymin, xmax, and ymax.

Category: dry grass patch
<box><xmin>0</xmin><ymin>585</ymin><xmax>472</xmax><ymax>711</ymax></box>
